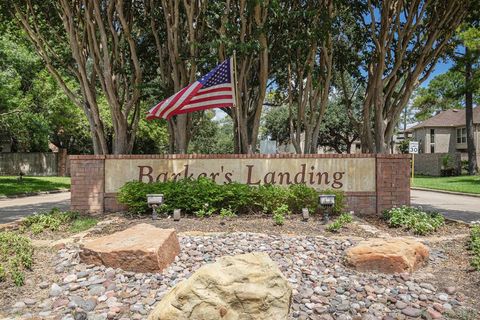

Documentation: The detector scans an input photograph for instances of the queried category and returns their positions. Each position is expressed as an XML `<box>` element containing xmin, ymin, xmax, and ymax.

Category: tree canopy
<box><xmin>0</xmin><ymin>0</ymin><xmax>475</xmax><ymax>155</ymax></box>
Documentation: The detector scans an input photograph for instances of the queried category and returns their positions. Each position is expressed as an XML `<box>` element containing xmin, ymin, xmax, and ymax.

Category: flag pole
<box><xmin>232</xmin><ymin>50</ymin><xmax>242</xmax><ymax>152</ymax></box>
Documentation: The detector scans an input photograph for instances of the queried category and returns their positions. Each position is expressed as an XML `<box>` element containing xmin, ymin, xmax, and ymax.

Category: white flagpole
<box><xmin>232</xmin><ymin>51</ymin><xmax>242</xmax><ymax>153</ymax></box>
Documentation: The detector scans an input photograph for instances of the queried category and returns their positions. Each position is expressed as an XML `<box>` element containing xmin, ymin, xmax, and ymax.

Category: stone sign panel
<box><xmin>104</xmin><ymin>157</ymin><xmax>376</xmax><ymax>193</ymax></box>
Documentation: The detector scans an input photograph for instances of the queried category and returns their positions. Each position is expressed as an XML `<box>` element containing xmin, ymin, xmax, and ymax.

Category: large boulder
<box><xmin>79</xmin><ymin>223</ymin><xmax>180</xmax><ymax>273</ymax></box>
<box><xmin>345</xmin><ymin>238</ymin><xmax>429</xmax><ymax>274</ymax></box>
<box><xmin>148</xmin><ymin>252</ymin><xmax>292</xmax><ymax>320</ymax></box>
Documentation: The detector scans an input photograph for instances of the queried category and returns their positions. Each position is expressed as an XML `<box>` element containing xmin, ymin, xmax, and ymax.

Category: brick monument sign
<box><xmin>70</xmin><ymin>154</ymin><xmax>411</xmax><ymax>215</ymax></box>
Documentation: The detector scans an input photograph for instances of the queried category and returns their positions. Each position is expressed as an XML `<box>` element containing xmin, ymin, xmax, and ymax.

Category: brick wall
<box><xmin>70</xmin><ymin>154</ymin><xmax>411</xmax><ymax>215</ymax></box>
<box><xmin>70</xmin><ymin>155</ymin><xmax>105</xmax><ymax>213</ymax></box>
<box><xmin>376</xmin><ymin>154</ymin><xmax>411</xmax><ymax>214</ymax></box>
<box><xmin>415</xmin><ymin>153</ymin><xmax>461</xmax><ymax>176</ymax></box>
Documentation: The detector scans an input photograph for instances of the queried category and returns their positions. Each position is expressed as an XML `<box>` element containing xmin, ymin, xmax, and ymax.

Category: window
<box><xmin>456</xmin><ymin>127</ymin><xmax>467</xmax><ymax>144</ymax></box>
<box><xmin>429</xmin><ymin>129</ymin><xmax>435</xmax><ymax>153</ymax></box>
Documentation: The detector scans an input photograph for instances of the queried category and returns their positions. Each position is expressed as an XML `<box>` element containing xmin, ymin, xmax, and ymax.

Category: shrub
<box><xmin>0</xmin><ymin>231</ymin><xmax>34</xmax><ymax>286</ymax></box>
<box><xmin>254</xmin><ymin>184</ymin><xmax>290</xmax><ymax>214</ymax></box>
<box><xmin>219</xmin><ymin>207</ymin><xmax>236</xmax><ymax>219</ymax></box>
<box><xmin>383</xmin><ymin>206</ymin><xmax>445</xmax><ymax>235</ymax></box>
<box><xmin>273</xmin><ymin>204</ymin><xmax>289</xmax><ymax>225</ymax></box>
<box><xmin>287</xmin><ymin>184</ymin><xmax>318</xmax><ymax>214</ymax></box>
<box><xmin>118</xmin><ymin>179</ymin><xmax>346</xmax><ymax>217</ymax></box>
<box><xmin>326</xmin><ymin>213</ymin><xmax>353</xmax><ymax>232</ymax></box>
<box><xmin>21</xmin><ymin>208</ymin><xmax>97</xmax><ymax>234</ymax></box>
<box><xmin>469</xmin><ymin>226</ymin><xmax>480</xmax><ymax>271</ymax></box>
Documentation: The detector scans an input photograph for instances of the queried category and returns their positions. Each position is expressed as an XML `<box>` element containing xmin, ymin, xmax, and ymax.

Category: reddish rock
<box><xmin>345</xmin><ymin>238</ymin><xmax>429</xmax><ymax>274</ymax></box>
<box><xmin>427</xmin><ymin>307</ymin><xmax>443</xmax><ymax>319</ymax></box>
<box><xmin>79</xmin><ymin>224</ymin><xmax>180</xmax><ymax>273</ymax></box>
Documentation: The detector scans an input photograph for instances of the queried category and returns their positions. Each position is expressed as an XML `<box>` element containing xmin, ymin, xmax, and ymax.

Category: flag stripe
<box><xmin>196</xmin><ymin>84</ymin><xmax>232</xmax><ymax>94</ymax></box>
<box><xmin>159</xmin><ymin>82</ymin><xmax>202</xmax><ymax>119</ymax></box>
<box><xmin>181</xmin><ymin>98</ymin><xmax>234</xmax><ymax>110</ymax></box>
<box><xmin>169</xmin><ymin>103</ymin><xmax>234</xmax><ymax>118</ymax></box>
<box><xmin>190</xmin><ymin>92</ymin><xmax>233</xmax><ymax>103</ymax></box>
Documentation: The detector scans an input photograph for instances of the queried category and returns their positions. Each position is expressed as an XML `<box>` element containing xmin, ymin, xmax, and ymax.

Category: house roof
<box><xmin>410</xmin><ymin>107</ymin><xmax>480</xmax><ymax>130</ymax></box>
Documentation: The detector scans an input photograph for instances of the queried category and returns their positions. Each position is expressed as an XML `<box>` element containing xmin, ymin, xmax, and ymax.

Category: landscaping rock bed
<box><xmin>1</xmin><ymin>232</ymin><xmax>477</xmax><ymax>319</ymax></box>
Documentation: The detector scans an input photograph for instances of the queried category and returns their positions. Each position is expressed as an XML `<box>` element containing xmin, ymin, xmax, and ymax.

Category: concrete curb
<box><xmin>0</xmin><ymin>189</ymin><xmax>70</xmax><ymax>201</ymax></box>
<box><xmin>411</xmin><ymin>187</ymin><xmax>480</xmax><ymax>198</ymax></box>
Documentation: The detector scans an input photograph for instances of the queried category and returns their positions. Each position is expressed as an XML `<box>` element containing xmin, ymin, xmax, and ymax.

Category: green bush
<box><xmin>117</xmin><ymin>179</ymin><xmax>347</xmax><ymax>216</ymax></box>
<box><xmin>469</xmin><ymin>226</ymin><xmax>480</xmax><ymax>271</ymax></box>
<box><xmin>0</xmin><ymin>231</ymin><xmax>34</xmax><ymax>286</ymax></box>
<box><xmin>326</xmin><ymin>212</ymin><xmax>353</xmax><ymax>232</ymax></box>
<box><xmin>287</xmin><ymin>184</ymin><xmax>318</xmax><ymax>214</ymax></box>
<box><xmin>254</xmin><ymin>184</ymin><xmax>290</xmax><ymax>214</ymax></box>
<box><xmin>383</xmin><ymin>206</ymin><xmax>445</xmax><ymax>235</ymax></box>
<box><xmin>273</xmin><ymin>204</ymin><xmax>289</xmax><ymax>225</ymax></box>
<box><xmin>219</xmin><ymin>207</ymin><xmax>236</xmax><ymax>219</ymax></box>
<box><xmin>21</xmin><ymin>208</ymin><xmax>97</xmax><ymax>234</ymax></box>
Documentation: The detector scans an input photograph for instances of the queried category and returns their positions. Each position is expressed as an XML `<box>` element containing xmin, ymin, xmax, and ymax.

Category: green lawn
<box><xmin>0</xmin><ymin>176</ymin><xmax>71</xmax><ymax>196</ymax></box>
<box><xmin>412</xmin><ymin>175</ymin><xmax>480</xmax><ymax>194</ymax></box>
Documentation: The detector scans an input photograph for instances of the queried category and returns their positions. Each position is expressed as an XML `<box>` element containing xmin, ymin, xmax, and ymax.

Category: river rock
<box><xmin>345</xmin><ymin>238</ymin><xmax>429</xmax><ymax>273</ymax></box>
<box><xmin>79</xmin><ymin>224</ymin><xmax>180</xmax><ymax>273</ymax></box>
<box><xmin>148</xmin><ymin>252</ymin><xmax>292</xmax><ymax>320</ymax></box>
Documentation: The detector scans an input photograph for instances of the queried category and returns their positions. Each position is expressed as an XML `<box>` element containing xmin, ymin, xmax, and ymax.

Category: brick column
<box><xmin>70</xmin><ymin>155</ymin><xmax>105</xmax><ymax>213</ymax></box>
<box><xmin>376</xmin><ymin>154</ymin><xmax>411</xmax><ymax>214</ymax></box>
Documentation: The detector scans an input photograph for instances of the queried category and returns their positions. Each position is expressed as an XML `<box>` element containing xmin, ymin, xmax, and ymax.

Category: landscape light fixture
<box><xmin>319</xmin><ymin>194</ymin><xmax>336</xmax><ymax>223</ymax></box>
<box><xmin>147</xmin><ymin>194</ymin><xmax>164</xmax><ymax>220</ymax></box>
<box><xmin>173</xmin><ymin>209</ymin><xmax>181</xmax><ymax>221</ymax></box>
<box><xmin>302</xmin><ymin>208</ymin><xmax>309</xmax><ymax>221</ymax></box>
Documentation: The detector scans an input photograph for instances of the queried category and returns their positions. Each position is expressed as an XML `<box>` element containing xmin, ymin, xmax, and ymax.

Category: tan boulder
<box><xmin>148</xmin><ymin>252</ymin><xmax>292</xmax><ymax>320</ymax></box>
<box><xmin>79</xmin><ymin>223</ymin><xmax>179</xmax><ymax>273</ymax></box>
<box><xmin>345</xmin><ymin>238</ymin><xmax>429</xmax><ymax>274</ymax></box>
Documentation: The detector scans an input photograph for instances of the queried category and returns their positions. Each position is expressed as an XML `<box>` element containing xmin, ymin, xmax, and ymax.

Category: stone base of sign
<box><xmin>70</xmin><ymin>154</ymin><xmax>411</xmax><ymax>215</ymax></box>
<box><xmin>79</xmin><ymin>224</ymin><xmax>180</xmax><ymax>273</ymax></box>
<box><xmin>147</xmin><ymin>252</ymin><xmax>292</xmax><ymax>320</ymax></box>
<box><xmin>345</xmin><ymin>238</ymin><xmax>429</xmax><ymax>274</ymax></box>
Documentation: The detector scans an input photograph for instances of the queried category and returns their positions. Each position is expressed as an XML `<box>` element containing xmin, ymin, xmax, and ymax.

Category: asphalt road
<box><xmin>0</xmin><ymin>192</ymin><xmax>70</xmax><ymax>224</ymax></box>
<box><xmin>411</xmin><ymin>189</ymin><xmax>480</xmax><ymax>224</ymax></box>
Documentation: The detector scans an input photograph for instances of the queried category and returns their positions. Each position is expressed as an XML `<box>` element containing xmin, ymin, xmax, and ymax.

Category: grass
<box><xmin>69</xmin><ymin>217</ymin><xmax>98</xmax><ymax>233</ymax></box>
<box><xmin>412</xmin><ymin>175</ymin><xmax>480</xmax><ymax>194</ymax></box>
<box><xmin>0</xmin><ymin>176</ymin><xmax>71</xmax><ymax>196</ymax></box>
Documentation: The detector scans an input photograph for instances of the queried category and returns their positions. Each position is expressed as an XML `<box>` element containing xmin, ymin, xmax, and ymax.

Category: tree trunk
<box><xmin>465</xmin><ymin>47</ymin><xmax>478</xmax><ymax>175</ymax></box>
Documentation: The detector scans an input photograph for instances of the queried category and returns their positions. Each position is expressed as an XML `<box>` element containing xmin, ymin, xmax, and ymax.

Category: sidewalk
<box><xmin>0</xmin><ymin>192</ymin><xmax>70</xmax><ymax>224</ymax></box>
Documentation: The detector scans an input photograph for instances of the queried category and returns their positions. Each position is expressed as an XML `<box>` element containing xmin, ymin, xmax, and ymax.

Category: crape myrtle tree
<box><xmin>145</xmin><ymin>0</ymin><xmax>209</xmax><ymax>154</ymax></box>
<box><xmin>4</xmin><ymin>0</ymin><xmax>144</xmax><ymax>154</ymax></box>
<box><xmin>360</xmin><ymin>0</ymin><xmax>469</xmax><ymax>153</ymax></box>
<box><xmin>269</xmin><ymin>0</ymin><xmax>365</xmax><ymax>154</ymax></box>
<box><xmin>146</xmin><ymin>0</ymin><xmax>271</xmax><ymax>154</ymax></box>
<box><xmin>212</xmin><ymin>0</ymin><xmax>271</xmax><ymax>154</ymax></box>
<box><xmin>270</xmin><ymin>0</ymin><xmax>335</xmax><ymax>154</ymax></box>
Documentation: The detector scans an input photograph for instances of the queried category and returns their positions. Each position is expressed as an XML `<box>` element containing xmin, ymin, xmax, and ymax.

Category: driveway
<box><xmin>0</xmin><ymin>192</ymin><xmax>70</xmax><ymax>224</ymax></box>
<box><xmin>411</xmin><ymin>189</ymin><xmax>480</xmax><ymax>224</ymax></box>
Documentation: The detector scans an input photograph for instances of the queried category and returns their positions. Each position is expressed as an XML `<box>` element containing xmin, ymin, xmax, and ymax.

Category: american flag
<box><xmin>147</xmin><ymin>58</ymin><xmax>235</xmax><ymax>120</ymax></box>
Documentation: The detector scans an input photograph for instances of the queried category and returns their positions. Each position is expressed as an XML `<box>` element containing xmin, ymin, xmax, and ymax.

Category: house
<box><xmin>410</xmin><ymin>107</ymin><xmax>480</xmax><ymax>157</ymax></box>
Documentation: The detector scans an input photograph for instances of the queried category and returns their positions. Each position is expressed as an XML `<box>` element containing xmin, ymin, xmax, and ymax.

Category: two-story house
<box><xmin>410</xmin><ymin>107</ymin><xmax>480</xmax><ymax>158</ymax></box>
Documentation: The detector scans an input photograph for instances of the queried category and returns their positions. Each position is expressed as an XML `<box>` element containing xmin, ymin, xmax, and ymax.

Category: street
<box><xmin>411</xmin><ymin>189</ymin><xmax>480</xmax><ymax>224</ymax></box>
<box><xmin>0</xmin><ymin>192</ymin><xmax>70</xmax><ymax>224</ymax></box>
